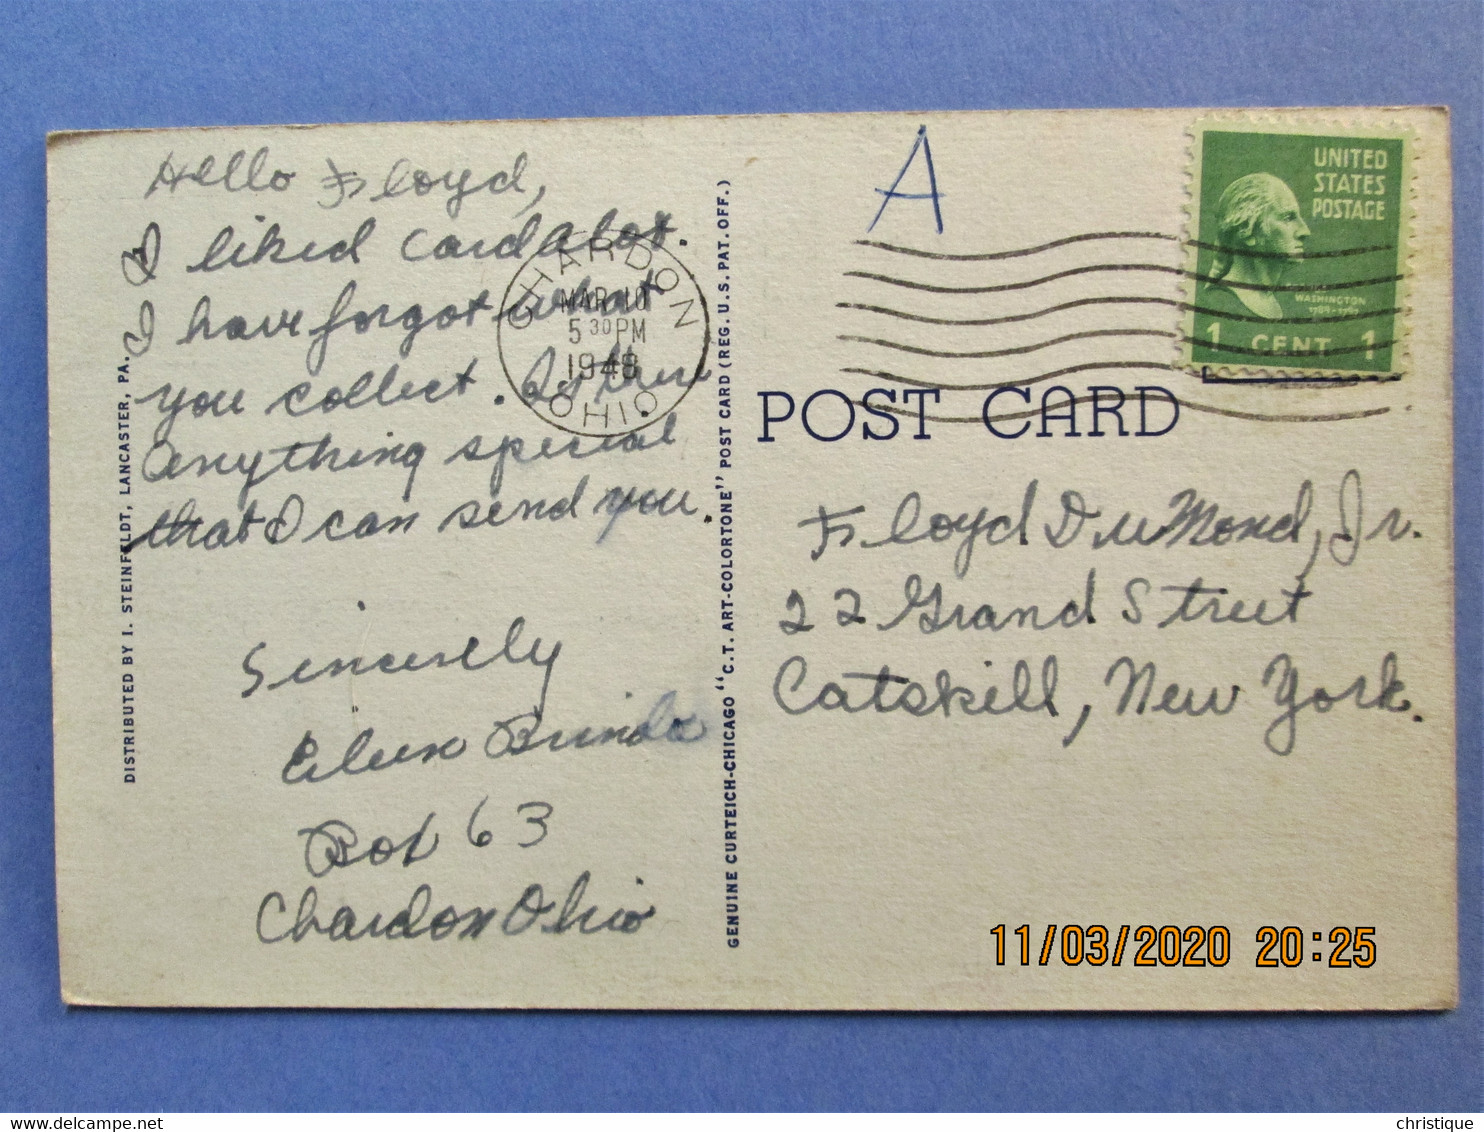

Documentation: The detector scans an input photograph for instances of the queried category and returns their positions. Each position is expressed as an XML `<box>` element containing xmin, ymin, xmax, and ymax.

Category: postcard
<box><xmin>47</xmin><ymin>108</ymin><xmax>1455</xmax><ymax>1008</ymax></box>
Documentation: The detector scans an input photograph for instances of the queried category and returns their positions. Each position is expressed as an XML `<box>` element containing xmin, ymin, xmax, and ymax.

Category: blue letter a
<box><xmin>869</xmin><ymin>125</ymin><xmax>944</xmax><ymax>234</ymax></box>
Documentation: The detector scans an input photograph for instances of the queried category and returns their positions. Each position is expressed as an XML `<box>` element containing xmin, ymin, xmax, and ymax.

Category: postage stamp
<box><xmin>497</xmin><ymin>236</ymin><xmax>709</xmax><ymax>436</ymax></box>
<box><xmin>1183</xmin><ymin>120</ymin><xmax>1411</xmax><ymax>380</ymax></box>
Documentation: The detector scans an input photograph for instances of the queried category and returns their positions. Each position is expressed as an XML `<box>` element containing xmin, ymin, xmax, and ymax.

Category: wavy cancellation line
<box><xmin>854</xmin><ymin>231</ymin><xmax>1179</xmax><ymax>261</ymax></box>
<box><xmin>855</xmin><ymin>231</ymin><xmax>1396</xmax><ymax>262</ymax></box>
<box><xmin>845</xmin><ymin>264</ymin><xmax>1404</xmax><ymax>295</ymax></box>
<box><xmin>837</xmin><ymin>328</ymin><xmax>1176</xmax><ymax>359</ymax></box>
<box><xmin>1181</xmin><ymin>335</ymin><xmax>1396</xmax><ymax>360</ymax></box>
<box><xmin>840</xmin><ymin>332</ymin><xmax>1395</xmax><ymax>366</ymax></box>
<box><xmin>854</xmin><ymin>391</ymin><xmax>1393</xmax><ymax>427</ymax></box>
<box><xmin>841</xmin><ymin>352</ymin><xmax>1401</xmax><ymax>393</ymax></box>
<box><xmin>835</xmin><ymin>298</ymin><xmax>1403</xmax><ymax>328</ymax></box>
<box><xmin>840</xmin><ymin>359</ymin><xmax>1179</xmax><ymax>392</ymax></box>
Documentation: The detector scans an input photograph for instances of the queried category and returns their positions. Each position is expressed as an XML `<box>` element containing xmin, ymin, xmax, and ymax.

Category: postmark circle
<box><xmin>496</xmin><ymin>237</ymin><xmax>709</xmax><ymax>437</ymax></box>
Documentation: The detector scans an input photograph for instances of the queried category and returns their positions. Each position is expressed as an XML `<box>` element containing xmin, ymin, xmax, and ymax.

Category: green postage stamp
<box><xmin>1184</xmin><ymin>120</ymin><xmax>1411</xmax><ymax>379</ymax></box>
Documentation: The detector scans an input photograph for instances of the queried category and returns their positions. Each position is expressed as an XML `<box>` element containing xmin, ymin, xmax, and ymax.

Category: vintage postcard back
<box><xmin>46</xmin><ymin>108</ymin><xmax>1456</xmax><ymax>1009</ymax></box>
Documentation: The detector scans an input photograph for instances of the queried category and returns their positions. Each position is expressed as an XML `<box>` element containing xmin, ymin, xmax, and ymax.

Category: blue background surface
<box><xmin>1</xmin><ymin>0</ymin><xmax>1478</xmax><ymax>1112</ymax></box>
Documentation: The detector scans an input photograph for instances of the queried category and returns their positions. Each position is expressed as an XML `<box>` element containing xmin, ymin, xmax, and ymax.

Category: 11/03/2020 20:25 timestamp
<box><xmin>985</xmin><ymin>925</ymin><xmax>1377</xmax><ymax>968</ymax></box>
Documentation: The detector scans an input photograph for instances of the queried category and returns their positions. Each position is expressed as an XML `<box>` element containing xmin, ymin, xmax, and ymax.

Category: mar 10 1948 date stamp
<box><xmin>1183</xmin><ymin>120</ymin><xmax>1410</xmax><ymax>381</ymax></box>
